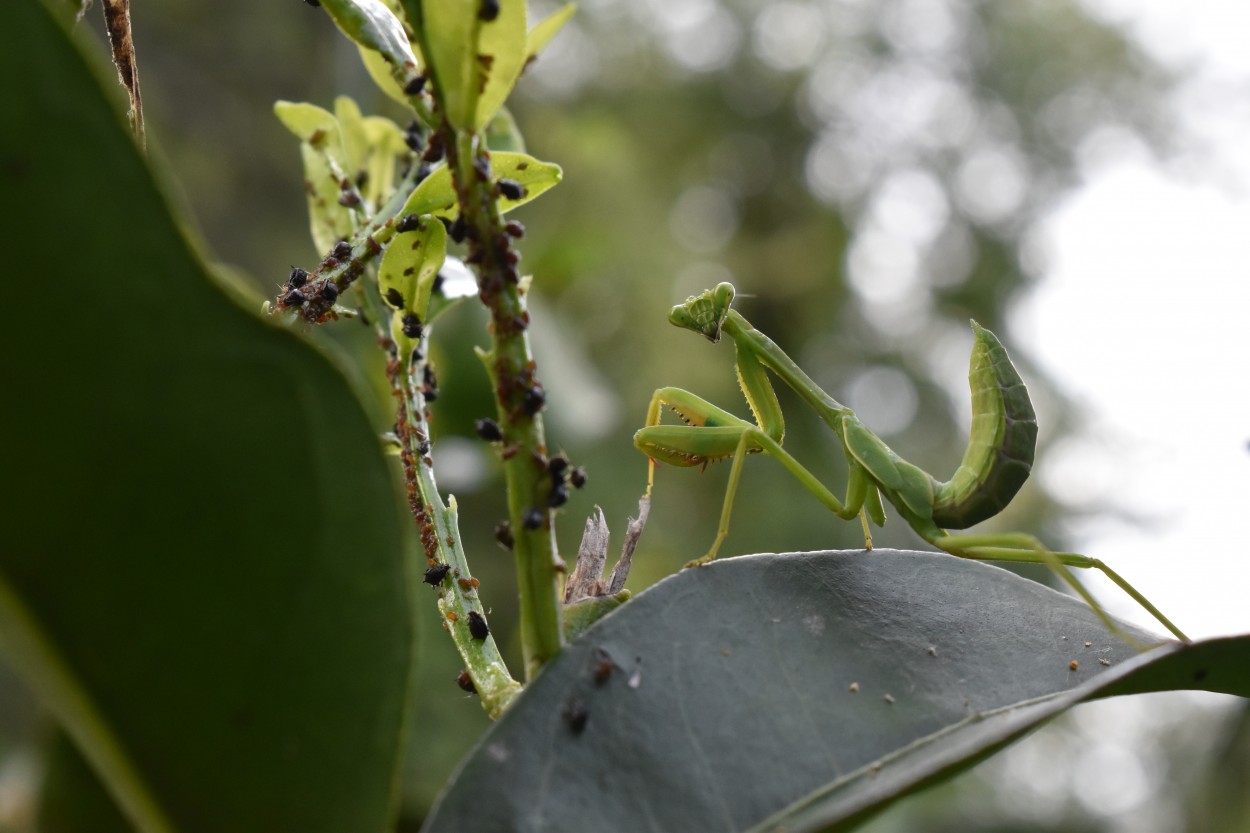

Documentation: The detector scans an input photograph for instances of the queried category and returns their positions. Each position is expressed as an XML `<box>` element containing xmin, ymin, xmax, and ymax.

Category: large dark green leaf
<box><xmin>0</xmin><ymin>3</ymin><xmax>414</xmax><ymax>832</ymax></box>
<box><xmin>422</xmin><ymin>550</ymin><xmax>1247</xmax><ymax>833</ymax></box>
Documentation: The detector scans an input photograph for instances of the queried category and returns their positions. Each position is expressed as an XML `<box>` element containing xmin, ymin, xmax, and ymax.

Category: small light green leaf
<box><xmin>484</xmin><ymin>106</ymin><xmax>525</xmax><ymax>153</ymax></box>
<box><xmin>474</xmin><ymin>0</ymin><xmax>527</xmax><ymax>130</ymax></box>
<box><xmin>301</xmin><ymin>143</ymin><xmax>356</xmax><ymax>253</ymax></box>
<box><xmin>358</xmin><ymin>44</ymin><xmax>412</xmax><ymax>105</ymax></box>
<box><xmin>361</xmin><ymin>115</ymin><xmax>408</xmax><ymax>206</ymax></box>
<box><xmin>421</xmin><ymin>0</ymin><xmax>526</xmax><ymax>130</ymax></box>
<box><xmin>398</xmin><ymin>152</ymin><xmax>562</xmax><ymax>218</ymax></box>
<box><xmin>526</xmin><ymin>3</ymin><xmax>576</xmax><ymax>62</ymax></box>
<box><xmin>320</xmin><ymin>0</ymin><xmax>417</xmax><ymax>69</ymax></box>
<box><xmin>379</xmin><ymin>215</ymin><xmax>448</xmax><ymax>328</ymax></box>
<box><xmin>274</xmin><ymin>100</ymin><xmax>342</xmax><ymax>153</ymax></box>
<box><xmin>335</xmin><ymin>96</ymin><xmax>369</xmax><ymax>175</ymax></box>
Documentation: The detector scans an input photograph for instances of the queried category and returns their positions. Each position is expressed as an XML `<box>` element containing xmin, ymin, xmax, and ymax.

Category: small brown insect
<box><xmin>848</xmin><ymin>682</ymin><xmax>859</xmax><ymax>693</ymax></box>
<box><xmin>494</xmin><ymin>521</ymin><xmax>514</xmax><ymax>550</ymax></box>
<box><xmin>456</xmin><ymin>670</ymin><xmax>476</xmax><ymax>693</ymax></box>
<box><xmin>569</xmin><ymin>467</ymin><xmax>588</xmax><ymax>489</ymax></box>
<box><xmin>1069</xmin><ymin>660</ymin><xmax>1080</xmax><ymax>671</ymax></box>
<box><xmin>593</xmin><ymin>648</ymin><xmax>613</xmax><ymax>685</ymax></box>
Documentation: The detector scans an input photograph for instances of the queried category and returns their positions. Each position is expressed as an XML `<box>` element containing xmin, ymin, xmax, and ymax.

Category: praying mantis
<box><xmin>635</xmin><ymin>283</ymin><xmax>1188</xmax><ymax>643</ymax></box>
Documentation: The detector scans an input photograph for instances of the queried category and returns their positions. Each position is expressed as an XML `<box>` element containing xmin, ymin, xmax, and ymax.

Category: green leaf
<box><xmin>320</xmin><ymin>0</ymin><xmax>417</xmax><ymax>69</ymax></box>
<box><xmin>398</xmin><ymin>152</ymin><xmax>562</xmax><ymax>218</ymax></box>
<box><xmin>358</xmin><ymin>44</ymin><xmax>412</xmax><ymax>105</ymax></box>
<box><xmin>379</xmin><ymin>215</ymin><xmax>448</xmax><ymax>337</ymax></box>
<box><xmin>419</xmin><ymin>0</ymin><xmax>526</xmax><ymax>130</ymax></box>
<box><xmin>300</xmin><ymin>142</ymin><xmax>357</xmax><ymax>253</ymax></box>
<box><xmin>1</xmin><ymin>4</ymin><xmax>415</xmax><ymax>832</ymax></box>
<box><xmin>274</xmin><ymin>100</ymin><xmax>342</xmax><ymax>150</ymax></box>
<box><xmin>526</xmin><ymin>3</ymin><xmax>576</xmax><ymax>62</ymax></box>
<box><xmin>422</xmin><ymin>550</ymin><xmax>1247</xmax><ymax>833</ymax></box>
<box><xmin>484</xmin><ymin>106</ymin><xmax>526</xmax><ymax>153</ymax></box>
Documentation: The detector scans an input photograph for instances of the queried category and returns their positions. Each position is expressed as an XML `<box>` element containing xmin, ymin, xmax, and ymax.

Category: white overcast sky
<box><xmin>1017</xmin><ymin>0</ymin><xmax>1250</xmax><ymax>639</ymax></box>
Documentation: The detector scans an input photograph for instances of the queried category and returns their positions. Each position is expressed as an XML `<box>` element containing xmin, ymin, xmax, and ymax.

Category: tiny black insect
<box><xmin>404</xmin><ymin>75</ymin><xmax>427</xmax><ymax>96</ymax></box>
<box><xmin>562</xmin><ymin>698</ymin><xmax>589</xmax><ymax>735</ymax></box>
<box><xmin>402</xmin><ymin>314</ymin><xmax>423</xmax><ymax>339</ymax></box>
<box><xmin>432</xmin><ymin>271</ymin><xmax>446</xmax><ymax>293</ymax></box>
<box><xmin>467</xmin><ymin>610</ymin><xmax>490</xmax><ymax>640</ymax></box>
<box><xmin>396</xmin><ymin>213</ymin><xmax>422</xmax><ymax>233</ymax></box>
<box><xmin>456</xmin><ymin>670</ymin><xmax>476</xmax><ymax>693</ymax></box>
<box><xmin>384</xmin><ymin>288</ymin><xmax>405</xmax><ymax>309</ymax></box>
<box><xmin>282</xmin><ymin>289</ymin><xmax>306</xmax><ymax>307</ymax></box>
<box><xmin>417</xmin><ymin>438</ymin><xmax>431</xmax><ymax>456</ymax></box>
<box><xmin>338</xmin><ymin>191</ymin><xmax>360</xmax><ymax>208</ymax></box>
<box><xmin>449</xmin><ymin>215</ymin><xmax>467</xmax><ymax>243</ymax></box>
<box><xmin>548</xmin><ymin>483</ymin><xmax>569</xmax><ymax>508</ymax></box>
<box><xmin>475</xmin><ymin>418</ymin><xmax>504</xmax><ymax>442</ymax></box>
<box><xmin>569</xmin><ymin>466</ymin><xmax>587</xmax><ymax>489</ymax></box>
<box><xmin>288</xmin><ymin>266</ymin><xmax>309</xmax><ymax>288</ymax></box>
<box><xmin>522</xmin><ymin>507</ymin><xmax>544</xmax><ymax>530</ymax></box>
<box><xmin>423</xmin><ymin>364</ymin><xmax>439</xmax><ymax>402</ymax></box>
<box><xmin>478</xmin><ymin>0</ymin><xmax>500</xmax><ymax>21</ymax></box>
<box><xmin>495</xmin><ymin>178</ymin><xmax>526</xmax><ymax>200</ymax></box>
<box><xmin>522</xmin><ymin>386</ymin><xmax>545</xmax><ymax>416</ymax></box>
<box><xmin>424</xmin><ymin>564</ymin><xmax>451</xmax><ymax>586</ymax></box>
<box><xmin>494</xmin><ymin>521</ymin><xmax>514</xmax><ymax>550</ymax></box>
<box><xmin>320</xmin><ymin>282</ymin><xmax>339</xmax><ymax>304</ymax></box>
<box><xmin>332</xmin><ymin>240</ymin><xmax>353</xmax><ymax>260</ymax></box>
<box><xmin>548</xmin><ymin>453</ymin><xmax>569</xmax><ymax>477</ymax></box>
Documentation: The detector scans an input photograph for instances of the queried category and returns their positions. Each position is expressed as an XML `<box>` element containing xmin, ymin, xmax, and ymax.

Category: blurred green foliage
<box><xmin>3</xmin><ymin>1</ymin><xmax>1237</xmax><ymax>831</ymax></box>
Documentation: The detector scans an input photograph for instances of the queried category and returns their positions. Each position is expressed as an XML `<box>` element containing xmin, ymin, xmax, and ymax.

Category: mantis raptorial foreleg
<box><xmin>636</xmin><ymin>283</ymin><xmax>1189</xmax><ymax>643</ymax></box>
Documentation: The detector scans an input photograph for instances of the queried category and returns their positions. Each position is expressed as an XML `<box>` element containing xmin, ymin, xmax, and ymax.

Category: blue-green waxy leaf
<box><xmin>398</xmin><ymin>152</ymin><xmax>562</xmax><ymax>218</ymax></box>
<box><xmin>526</xmin><ymin>3</ymin><xmax>576</xmax><ymax>61</ymax></box>
<box><xmin>420</xmin><ymin>0</ymin><xmax>526</xmax><ymax>130</ymax></box>
<box><xmin>320</xmin><ymin>0</ymin><xmax>417</xmax><ymax>69</ymax></box>
<box><xmin>2</xmin><ymin>3</ymin><xmax>414</xmax><ymax>831</ymax></box>
<box><xmin>380</xmin><ymin>215</ymin><xmax>448</xmax><ymax>351</ymax></box>
<box><xmin>422</xmin><ymin>550</ymin><xmax>1249</xmax><ymax>833</ymax></box>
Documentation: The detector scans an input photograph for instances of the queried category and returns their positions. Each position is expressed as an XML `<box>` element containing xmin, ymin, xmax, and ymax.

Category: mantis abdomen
<box><xmin>931</xmin><ymin>322</ymin><xmax>1037</xmax><ymax>529</ymax></box>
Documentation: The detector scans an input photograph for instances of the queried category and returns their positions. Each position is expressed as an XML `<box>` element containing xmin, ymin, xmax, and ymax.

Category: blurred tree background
<box><xmin>2</xmin><ymin>0</ymin><xmax>1245</xmax><ymax>830</ymax></box>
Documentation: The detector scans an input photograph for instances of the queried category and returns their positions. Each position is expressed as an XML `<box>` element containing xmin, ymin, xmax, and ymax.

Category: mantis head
<box><xmin>668</xmin><ymin>282</ymin><xmax>736</xmax><ymax>343</ymax></box>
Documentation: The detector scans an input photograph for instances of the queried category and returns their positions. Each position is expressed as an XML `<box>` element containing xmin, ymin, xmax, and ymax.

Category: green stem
<box><xmin>362</xmin><ymin>282</ymin><xmax>522</xmax><ymax>717</ymax></box>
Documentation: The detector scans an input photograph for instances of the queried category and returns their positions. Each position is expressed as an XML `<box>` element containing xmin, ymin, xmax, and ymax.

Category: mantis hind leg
<box><xmin>929</xmin><ymin>531</ymin><xmax>1188</xmax><ymax>644</ymax></box>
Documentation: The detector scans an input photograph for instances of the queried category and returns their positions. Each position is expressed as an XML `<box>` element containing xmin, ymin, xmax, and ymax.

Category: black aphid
<box><xmin>494</xmin><ymin>521</ymin><xmax>514</xmax><ymax>550</ymax></box>
<box><xmin>475</xmin><ymin>418</ymin><xmax>504</xmax><ymax>442</ymax></box>
<box><xmin>282</xmin><ymin>289</ymin><xmax>306</xmax><ymax>308</ymax></box>
<box><xmin>548</xmin><ymin>483</ymin><xmax>569</xmax><ymax>508</ymax></box>
<box><xmin>288</xmin><ymin>266</ymin><xmax>309</xmax><ymax>288</ymax></box>
<box><xmin>467</xmin><ymin>610</ymin><xmax>490</xmax><ymax>640</ymax></box>
<box><xmin>424</xmin><ymin>564</ymin><xmax>451</xmax><ymax>586</ymax></box>
<box><xmin>563</xmin><ymin>698</ymin><xmax>589</xmax><ymax>734</ymax></box>
<box><xmin>548</xmin><ymin>454</ymin><xmax>569</xmax><ymax>477</ymax></box>
<box><xmin>423</xmin><ymin>364</ymin><xmax>439</xmax><ymax>401</ymax></box>
<box><xmin>320</xmin><ymin>282</ymin><xmax>339</xmax><ymax>304</ymax></box>
<box><xmin>332</xmin><ymin>240</ymin><xmax>353</xmax><ymax>260</ymax></box>
<box><xmin>396</xmin><ymin>213</ymin><xmax>422</xmax><ymax>233</ymax></box>
<box><xmin>402</xmin><ymin>314</ymin><xmax>423</xmax><ymax>339</ymax></box>
<box><xmin>478</xmin><ymin>0</ymin><xmax>500</xmax><ymax>21</ymax></box>
<box><xmin>522</xmin><ymin>386</ymin><xmax>545</xmax><ymax>416</ymax></box>
<box><xmin>495</xmin><ymin>178</ymin><xmax>526</xmax><ymax>200</ymax></box>
<box><xmin>384</xmin><ymin>288</ymin><xmax>405</xmax><ymax>309</ymax></box>
<box><xmin>456</xmin><ymin>670</ymin><xmax>476</xmax><ymax>693</ymax></box>
<box><xmin>404</xmin><ymin>75</ymin><xmax>427</xmax><ymax>96</ymax></box>
<box><xmin>522</xmin><ymin>507</ymin><xmax>544</xmax><ymax>530</ymax></box>
<box><xmin>569</xmin><ymin>466</ymin><xmax>588</xmax><ymax>489</ymax></box>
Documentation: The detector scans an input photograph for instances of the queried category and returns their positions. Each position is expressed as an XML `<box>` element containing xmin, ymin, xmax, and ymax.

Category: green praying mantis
<box><xmin>635</xmin><ymin>283</ymin><xmax>1188</xmax><ymax>643</ymax></box>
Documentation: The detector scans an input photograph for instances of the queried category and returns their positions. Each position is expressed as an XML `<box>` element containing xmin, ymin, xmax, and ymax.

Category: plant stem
<box><xmin>447</xmin><ymin>129</ymin><xmax>564</xmax><ymax>681</ymax></box>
